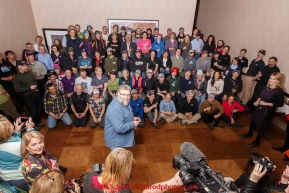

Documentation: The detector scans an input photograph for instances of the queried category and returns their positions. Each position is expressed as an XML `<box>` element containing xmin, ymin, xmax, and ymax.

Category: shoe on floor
<box><xmin>36</xmin><ymin>123</ymin><xmax>45</xmax><ymax>127</ymax></box>
<box><xmin>247</xmin><ymin>141</ymin><xmax>260</xmax><ymax>148</ymax></box>
<box><xmin>272</xmin><ymin>146</ymin><xmax>286</xmax><ymax>152</ymax></box>
<box><xmin>234</xmin><ymin>122</ymin><xmax>243</xmax><ymax>128</ymax></box>
<box><xmin>34</xmin><ymin>127</ymin><xmax>41</xmax><ymax>131</ymax></box>
<box><xmin>241</xmin><ymin>133</ymin><xmax>252</xmax><ymax>138</ymax></box>
<box><xmin>207</xmin><ymin>122</ymin><xmax>214</xmax><ymax>130</ymax></box>
<box><xmin>161</xmin><ymin>119</ymin><xmax>166</xmax><ymax>125</ymax></box>
<box><xmin>151</xmin><ymin>122</ymin><xmax>160</xmax><ymax>129</ymax></box>
<box><xmin>226</xmin><ymin>122</ymin><xmax>232</xmax><ymax>127</ymax></box>
<box><xmin>218</xmin><ymin>122</ymin><xmax>224</xmax><ymax>128</ymax></box>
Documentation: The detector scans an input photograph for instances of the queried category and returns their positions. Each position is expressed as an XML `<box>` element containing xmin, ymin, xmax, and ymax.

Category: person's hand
<box><xmin>170</xmin><ymin>112</ymin><xmax>174</xmax><ymax>117</ymax></box>
<box><xmin>79</xmin><ymin>112</ymin><xmax>86</xmax><ymax>119</ymax></box>
<box><xmin>14</xmin><ymin>118</ymin><xmax>24</xmax><ymax>132</ymax></box>
<box><xmin>281</xmin><ymin>165</ymin><xmax>289</xmax><ymax>184</ymax></box>
<box><xmin>206</xmin><ymin>106</ymin><xmax>211</xmax><ymax>112</ymax></box>
<box><xmin>93</xmin><ymin>117</ymin><xmax>98</xmax><ymax>123</ymax></box>
<box><xmin>230</xmin><ymin>118</ymin><xmax>235</xmax><ymax>124</ymax></box>
<box><xmin>259</xmin><ymin>101</ymin><xmax>267</xmax><ymax>106</ymax></box>
<box><xmin>69</xmin><ymin>182</ymin><xmax>80</xmax><ymax>193</ymax></box>
<box><xmin>0</xmin><ymin>89</ymin><xmax>6</xmax><ymax>94</ymax></box>
<box><xmin>25</xmin><ymin>117</ymin><xmax>35</xmax><ymax>130</ymax></box>
<box><xmin>213</xmin><ymin>114</ymin><xmax>220</xmax><ymax>119</ymax></box>
<box><xmin>7</xmin><ymin>75</ymin><xmax>13</xmax><ymax>81</ymax></box>
<box><xmin>35</xmin><ymin>73</ymin><xmax>41</xmax><ymax>77</ymax></box>
<box><xmin>153</xmin><ymin>103</ymin><xmax>158</xmax><ymax>108</ymax></box>
<box><xmin>133</xmin><ymin>120</ymin><xmax>141</xmax><ymax>127</ymax></box>
<box><xmin>225</xmin><ymin>70</ymin><xmax>229</xmax><ymax>74</ymax></box>
<box><xmin>232</xmin><ymin>109</ymin><xmax>238</xmax><ymax>113</ymax></box>
<box><xmin>198</xmin><ymin>92</ymin><xmax>202</xmax><ymax>97</ymax></box>
<box><xmin>249</xmin><ymin>163</ymin><xmax>267</xmax><ymax>183</ymax></box>
<box><xmin>30</xmin><ymin>85</ymin><xmax>37</xmax><ymax>90</ymax></box>
<box><xmin>97</xmin><ymin>117</ymin><xmax>102</xmax><ymax>122</ymax></box>
<box><xmin>134</xmin><ymin>117</ymin><xmax>141</xmax><ymax>121</ymax></box>
<box><xmin>101</xmin><ymin>93</ymin><xmax>106</xmax><ymax>98</ymax></box>
<box><xmin>254</xmin><ymin>101</ymin><xmax>259</xmax><ymax>107</ymax></box>
<box><xmin>5</xmin><ymin>93</ymin><xmax>10</xmax><ymax>98</ymax></box>
<box><xmin>223</xmin><ymin>95</ymin><xmax>227</xmax><ymax>101</ymax></box>
<box><xmin>165</xmin><ymin>67</ymin><xmax>170</xmax><ymax>71</ymax></box>
<box><xmin>177</xmin><ymin>90</ymin><xmax>180</xmax><ymax>94</ymax></box>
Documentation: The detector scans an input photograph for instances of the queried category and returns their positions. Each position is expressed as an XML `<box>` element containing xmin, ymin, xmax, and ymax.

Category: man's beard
<box><xmin>118</xmin><ymin>97</ymin><xmax>129</xmax><ymax>106</ymax></box>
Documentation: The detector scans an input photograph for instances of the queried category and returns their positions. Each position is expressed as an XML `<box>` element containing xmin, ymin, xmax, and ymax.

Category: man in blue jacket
<box><xmin>66</xmin><ymin>29</ymin><xmax>81</xmax><ymax>58</ymax></box>
<box><xmin>129</xmin><ymin>89</ymin><xmax>144</xmax><ymax>128</ymax></box>
<box><xmin>105</xmin><ymin>85</ymin><xmax>141</xmax><ymax>150</ymax></box>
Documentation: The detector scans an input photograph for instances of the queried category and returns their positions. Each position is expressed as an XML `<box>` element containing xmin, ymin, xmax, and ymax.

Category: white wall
<box><xmin>30</xmin><ymin>0</ymin><xmax>197</xmax><ymax>38</ymax></box>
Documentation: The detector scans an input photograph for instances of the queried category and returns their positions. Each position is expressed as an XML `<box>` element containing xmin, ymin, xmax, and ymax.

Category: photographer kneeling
<box><xmin>83</xmin><ymin>148</ymin><xmax>133</xmax><ymax>193</ymax></box>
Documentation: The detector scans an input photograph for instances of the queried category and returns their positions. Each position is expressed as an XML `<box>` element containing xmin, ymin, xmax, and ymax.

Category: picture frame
<box><xmin>107</xmin><ymin>19</ymin><xmax>159</xmax><ymax>34</ymax></box>
<box><xmin>42</xmin><ymin>28</ymin><xmax>67</xmax><ymax>53</ymax></box>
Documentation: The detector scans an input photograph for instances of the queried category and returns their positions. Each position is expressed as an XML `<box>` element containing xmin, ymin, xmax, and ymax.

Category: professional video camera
<box><xmin>172</xmin><ymin>142</ymin><xmax>239</xmax><ymax>193</ymax></box>
<box><xmin>92</xmin><ymin>164</ymin><xmax>105</xmax><ymax>174</ymax></box>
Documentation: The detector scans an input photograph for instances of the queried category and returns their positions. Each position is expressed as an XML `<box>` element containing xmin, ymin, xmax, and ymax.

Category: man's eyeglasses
<box><xmin>118</xmin><ymin>92</ymin><xmax>131</xmax><ymax>97</ymax></box>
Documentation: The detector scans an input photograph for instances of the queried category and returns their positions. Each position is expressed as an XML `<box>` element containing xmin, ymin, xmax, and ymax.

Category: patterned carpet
<box><xmin>40</xmin><ymin>113</ymin><xmax>287</xmax><ymax>192</ymax></box>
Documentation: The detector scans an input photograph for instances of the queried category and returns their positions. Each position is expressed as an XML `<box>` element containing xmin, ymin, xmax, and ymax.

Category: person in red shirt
<box><xmin>222</xmin><ymin>95</ymin><xmax>244</xmax><ymax>127</ymax></box>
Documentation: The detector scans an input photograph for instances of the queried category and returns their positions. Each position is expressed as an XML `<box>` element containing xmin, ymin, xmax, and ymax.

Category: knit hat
<box><xmin>135</xmin><ymin>69</ymin><xmax>141</xmax><ymax>74</ymax></box>
<box><xmin>146</xmin><ymin>69</ymin><xmax>153</xmax><ymax>74</ymax></box>
<box><xmin>197</xmin><ymin>70</ymin><xmax>203</xmax><ymax>75</ymax></box>
<box><xmin>158</xmin><ymin>73</ymin><xmax>165</xmax><ymax>78</ymax></box>
<box><xmin>131</xmin><ymin>89</ymin><xmax>138</xmax><ymax>95</ymax></box>
<box><xmin>68</xmin><ymin>47</ymin><xmax>74</xmax><ymax>53</ymax></box>
<box><xmin>54</xmin><ymin>64</ymin><xmax>60</xmax><ymax>70</ymax></box>
<box><xmin>208</xmin><ymin>93</ymin><xmax>215</xmax><ymax>99</ymax></box>
<box><xmin>93</xmin><ymin>89</ymin><xmax>100</xmax><ymax>94</ymax></box>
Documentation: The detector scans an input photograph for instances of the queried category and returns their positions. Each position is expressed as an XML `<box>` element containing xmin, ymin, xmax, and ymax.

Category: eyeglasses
<box><xmin>118</xmin><ymin>92</ymin><xmax>131</xmax><ymax>98</ymax></box>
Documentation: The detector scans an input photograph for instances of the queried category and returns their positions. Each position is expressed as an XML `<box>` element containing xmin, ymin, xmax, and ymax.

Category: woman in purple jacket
<box><xmin>51</xmin><ymin>45</ymin><xmax>66</xmax><ymax>69</ymax></box>
<box><xmin>80</xmin><ymin>30</ymin><xmax>94</xmax><ymax>58</ymax></box>
<box><xmin>164</xmin><ymin>32</ymin><xmax>178</xmax><ymax>56</ymax></box>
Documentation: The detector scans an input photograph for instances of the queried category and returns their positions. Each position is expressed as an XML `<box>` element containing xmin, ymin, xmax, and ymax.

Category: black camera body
<box><xmin>92</xmin><ymin>164</ymin><xmax>105</xmax><ymax>174</ymax></box>
<box><xmin>64</xmin><ymin>178</ymin><xmax>75</xmax><ymax>192</ymax></box>
<box><xmin>172</xmin><ymin>154</ymin><xmax>238</xmax><ymax>193</ymax></box>
<box><xmin>253</xmin><ymin>158</ymin><xmax>274</xmax><ymax>173</ymax></box>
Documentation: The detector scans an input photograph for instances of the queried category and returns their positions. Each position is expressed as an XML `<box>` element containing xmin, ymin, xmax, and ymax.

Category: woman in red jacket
<box><xmin>222</xmin><ymin>95</ymin><xmax>245</xmax><ymax>127</ymax></box>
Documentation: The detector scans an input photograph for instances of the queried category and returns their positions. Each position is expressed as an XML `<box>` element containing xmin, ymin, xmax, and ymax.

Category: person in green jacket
<box><xmin>107</xmin><ymin>71</ymin><xmax>119</xmax><ymax>103</ymax></box>
<box><xmin>166</xmin><ymin>67</ymin><xmax>182</xmax><ymax>111</ymax></box>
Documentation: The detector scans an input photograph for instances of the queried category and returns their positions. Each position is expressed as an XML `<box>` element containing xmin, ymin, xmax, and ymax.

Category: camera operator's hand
<box><xmin>25</xmin><ymin>117</ymin><xmax>35</xmax><ymax>130</ymax></box>
<box><xmin>250</xmin><ymin>163</ymin><xmax>267</xmax><ymax>183</ymax></box>
<box><xmin>68</xmin><ymin>182</ymin><xmax>80</xmax><ymax>193</ymax></box>
<box><xmin>280</xmin><ymin>165</ymin><xmax>289</xmax><ymax>184</ymax></box>
<box><xmin>14</xmin><ymin>118</ymin><xmax>24</xmax><ymax>132</ymax></box>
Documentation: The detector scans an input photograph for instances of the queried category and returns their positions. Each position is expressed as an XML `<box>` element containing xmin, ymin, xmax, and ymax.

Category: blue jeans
<box><xmin>118</xmin><ymin>71</ymin><xmax>122</xmax><ymax>78</ymax></box>
<box><xmin>195</xmin><ymin>53</ymin><xmax>200</xmax><ymax>59</ymax></box>
<box><xmin>74</xmin><ymin>113</ymin><xmax>88</xmax><ymax>127</ymax></box>
<box><xmin>194</xmin><ymin>92</ymin><xmax>206</xmax><ymax>114</ymax></box>
<box><xmin>47</xmin><ymin>112</ymin><xmax>72</xmax><ymax>129</ymax></box>
<box><xmin>160</xmin><ymin>69</ymin><xmax>170</xmax><ymax>75</ymax></box>
<box><xmin>7</xmin><ymin>179</ymin><xmax>29</xmax><ymax>192</ymax></box>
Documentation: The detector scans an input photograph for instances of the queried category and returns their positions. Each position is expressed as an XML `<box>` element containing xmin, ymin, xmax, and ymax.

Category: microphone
<box><xmin>180</xmin><ymin>142</ymin><xmax>206</xmax><ymax>163</ymax></box>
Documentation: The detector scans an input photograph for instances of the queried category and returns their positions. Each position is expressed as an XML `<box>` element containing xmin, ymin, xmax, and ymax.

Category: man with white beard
<box><xmin>104</xmin><ymin>85</ymin><xmax>141</xmax><ymax>150</ymax></box>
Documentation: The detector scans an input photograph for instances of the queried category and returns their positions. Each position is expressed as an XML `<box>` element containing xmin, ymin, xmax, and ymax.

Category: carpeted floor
<box><xmin>40</xmin><ymin>112</ymin><xmax>288</xmax><ymax>192</ymax></box>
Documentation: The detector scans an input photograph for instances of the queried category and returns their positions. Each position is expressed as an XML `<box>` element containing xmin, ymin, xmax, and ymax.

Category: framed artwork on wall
<box><xmin>42</xmin><ymin>28</ymin><xmax>67</xmax><ymax>53</ymax></box>
<box><xmin>107</xmin><ymin>19</ymin><xmax>159</xmax><ymax>34</ymax></box>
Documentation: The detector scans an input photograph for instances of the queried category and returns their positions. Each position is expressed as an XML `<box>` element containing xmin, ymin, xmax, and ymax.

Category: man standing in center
<box><xmin>105</xmin><ymin>85</ymin><xmax>141</xmax><ymax>150</ymax></box>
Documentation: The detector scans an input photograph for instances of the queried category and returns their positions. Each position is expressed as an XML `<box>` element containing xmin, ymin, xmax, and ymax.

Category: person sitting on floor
<box><xmin>144</xmin><ymin>91</ymin><xmax>161</xmax><ymax>129</ymax></box>
<box><xmin>130</xmin><ymin>89</ymin><xmax>144</xmax><ymax>128</ymax></box>
<box><xmin>178</xmin><ymin>90</ymin><xmax>201</xmax><ymax>125</ymax></box>
<box><xmin>159</xmin><ymin>93</ymin><xmax>178</xmax><ymax>124</ymax></box>
<box><xmin>200</xmin><ymin>93</ymin><xmax>224</xmax><ymax>130</ymax></box>
<box><xmin>44</xmin><ymin>83</ymin><xmax>72</xmax><ymax>129</ymax></box>
<box><xmin>222</xmin><ymin>95</ymin><xmax>245</xmax><ymax>127</ymax></box>
<box><xmin>69</xmin><ymin>83</ymin><xmax>89</xmax><ymax>127</ymax></box>
<box><xmin>88</xmin><ymin>89</ymin><xmax>105</xmax><ymax>128</ymax></box>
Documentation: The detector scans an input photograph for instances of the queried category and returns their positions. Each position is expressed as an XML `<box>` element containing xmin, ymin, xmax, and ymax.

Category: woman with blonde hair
<box><xmin>241</xmin><ymin>72</ymin><xmax>284</xmax><ymax>147</ymax></box>
<box><xmin>21</xmin><ymin>131</ymin><xmax>59</xmax><ymax>187</ymax></box>
<box><xmin>33</xmin><ymin>35</ymin><xmax>44</xmax><ymax>52</ymax></box>
<box><xmin>83</xmin><ymin>148</ymin><xmax>133</xmax><ymax>193</ymax></box>
<box><xmin>119</xmin><ymin>69</ymin><xmax>132</xmax><ymax>87</ymax></box>
<box><xmin>0</xmin><ymin>116</ymin><xmax>35</xmax><ymax>192</ymax></box>
<box><xmin>30</xmin><ymin>169</ymin><xmax>80</xmax><ymax>193</ymax></box>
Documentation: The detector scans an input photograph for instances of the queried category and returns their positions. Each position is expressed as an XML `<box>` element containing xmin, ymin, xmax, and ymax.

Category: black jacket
<box><xmin>179</xmin><ymin>97</ymin><xmax>198</xmax><ymax>115</ymax></box>
<box><xmin>159</xmin><ymin>57</ymin><xmax>172</xmax><ymax>70</ymax></box>
<box><xmin>117</xmin><ymin>58</ymin><xmax>131</xmax><ymax>72</ymax></box>
<box><xmin>223</xmin><ymin>76</ymin><xmax>243</xmax><ymax>96</ymax></box>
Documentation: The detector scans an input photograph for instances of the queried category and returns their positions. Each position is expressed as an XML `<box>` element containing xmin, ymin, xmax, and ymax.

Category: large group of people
<box><xmin>0</xmin><ymin>23</ymin><xmax>287</xmax><ymax>192</ymax></box>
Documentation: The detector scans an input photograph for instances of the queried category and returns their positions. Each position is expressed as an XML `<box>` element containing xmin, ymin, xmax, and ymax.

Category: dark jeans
<box><xmin>247</xmin><ymin>82</ymin><xmax>267</xmax><ymax>110</ymax></box>
<box><xmin>171</xmin><ymin>93</ymin><xmax>182</xmax><ymax>112</ymax></box>
<box><xmin>74</xmin><ymin>113</ymin><xmax>88</xmax><ymax>127</ymax></box>
<box><xmin>4</xmin><ymin>84</ymin><xmax>25</xmax><ymax>114</ymax></box>
<box><xmin>7</xmin><ymin>179</ymin><xmax>29</xmax><ymax>192</ymax></box>
<box><xmin>202</xmin><ymin>109</ymin><xmax>220</xmax><ymax>125</ymax></box>
<box><xmin>22</xmin><ymin>92</ymin><xmax>42</xmax><ymax>124</ymax></box>
<box><xmin>247</xmin><ymin>121</ymin><xmax>267</xmax><ymax>143</ymax></box>
<box><xmin>222</xmin><ymin>112</ymin><xmax>240</xmax><ymax>123</ymax></box>
<box><xmin>37</xmin><ymin>78</ymin><xmax>46</xmax><ymax>99</ymax></box>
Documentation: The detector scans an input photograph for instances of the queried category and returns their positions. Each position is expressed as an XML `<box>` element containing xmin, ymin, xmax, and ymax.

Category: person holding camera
<box><xmin>30</xmin><ymin>169</ymin><xmax>80</xmax><ymax>193</ymax></box>
<box><xmin>83</xmin><ymin>148</ymin><xmax>133</xmax><ymax>193</ymax></box>
<box><xmin>234</xmin><ymin>153</ymin><xmax>275</xmax><ymax>192</ymax></box>
<box><xmin>105</xmin><ymin>85</ymin><xmax>140</xmax><ymax>150</ymax></box>
<box><xmin>21</xmin><ymin>131</ymin><xmax>59</xmax><ymax>187</ymax></box>
<box><xmin>0</xmin><ymin>116</ymin><xmax>35</xmax><ymax>192</ymax></box>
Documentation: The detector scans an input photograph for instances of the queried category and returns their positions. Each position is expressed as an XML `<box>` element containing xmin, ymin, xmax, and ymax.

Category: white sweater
<box><xmin>206</xmin><ymin>79</ymin><xmax>224</xmax><ymax>95</ymax></box>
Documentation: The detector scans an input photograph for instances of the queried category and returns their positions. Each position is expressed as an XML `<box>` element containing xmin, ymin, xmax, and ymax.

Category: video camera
<box><xmin>92</xmin><ymin>164</ymin><xmax>105</xmax><ymax>174</ymax></box>
<box><xmin>172</xmin><ymin>142</ymin><xmax>239</xmax><ymax>193</ymax></box>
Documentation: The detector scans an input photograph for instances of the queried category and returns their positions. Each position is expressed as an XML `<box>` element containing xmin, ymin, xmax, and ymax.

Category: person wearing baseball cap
<box><xmin>131</xmin><ymin>69</ymin><xmax>145</xmax><ymax>99</ymax></box>
<box><xmin>78</xmin><ymin>48</ymin><xmax>93</xmax><ymax>76</ymax></box>
<box><xmin>86</xmin><ymin>25</ymin><xmax>95</xmax><ymax>41</ymax></box>
<box><xmin>200</xmin><ymin>93</ymin><xmax>224</xmax><ymax>130</ymax></box>
<box><xmin>104</xmin><ymin>47</ymin><xmax>118</xmax><ymax>77</ymax></box>
<box><xmin>142</xmin><ymin>69</ymin><xmax>157</xmax><ymax>97</ymax></box>
<box><xmin>130</xmin><ymin>89</ymin><xmax>144</xmax><ymax>128</ymax></box>
<box><xmin>194</xmin><ymin>70</ymin><xmax>207</xmax><ymax>114</ymax></box>
<box><xmin>156</xmin><ymin>72</ymin><xmax>169</xmax><ymax>103</ymax></box>
<box><xmin>143</xmin><ymin>91</ymin><xmax>161</xmax><ymax>129</ymax></box>
<box><xmin>183</xmin><ymin>49</ymin><xmax>196</xmax><ymax>76</ymax></box>
<box><xmin>171</xmin><ymin>48</ymin><xmax>184</xmax><ymax>76</ymax></box>
<box><xmin>166</xmin><ymin>67</ymin><xmax>182</xmax><ymax>109</ymax></box>
<box><xmin>88</xmin><ymin>88</ymin><xmax>105</xmax><ymax>128</ymax></box>
<box><xmin>179</xmin><ymin>69</ymin><xmax>195</xmax><ymax>98</ymax></box>
<box><xmin>13</xmin><ymin>60</ymin><xmax>44</xmax><ymax>130</ymax></box>
<box><xmin>120</xmin><ymin>33</ymin><xmax>137</xmax><ymax>59</ymax></box>
<box><xmin>130</xmin><ymin>49</ymin><xmax>146</xmax><ymax>78</ymax></box>
<box><xmin>196</xmin><ymin>50</ymin><xmax>211</xmax><ymax>79</ymax></box>
<box><xmin>152</xmin><ymin>33</ymin><xmax>164</xmax><ymax>58</ymax></box>
<box><xmin>152</xmin><ymin>27</ymin><xmax>159</xmax><ymax>42</ymax></box>
<box><xmin>191</xmin><ymin>31</ymin><xmax>204</xmax><ymax>59</ymax></box>
<box><xmin>238</xmin><ymin>49</ymin><xmax>266</xmax><ymax>107</ymax></box>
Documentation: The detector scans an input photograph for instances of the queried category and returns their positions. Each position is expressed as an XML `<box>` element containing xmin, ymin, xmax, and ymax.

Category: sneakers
<box><xmin>207</xmin><ymin>122</ymin><xmax>214</xmax><ymax>130</ymax></box>
<box><xmin>160</xmin><ymin>119</ymin><xmax>166</xmax><ymax>125</ymax></box>
<box><xmin>217</xmin><ymin>122</ymin><xmax>224</xmax><ymax>128</ymax></box>
<box><xmin>151</xmin><ymin>122</ymin><xmax>160</xmax><ymax>129</ymax></box>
